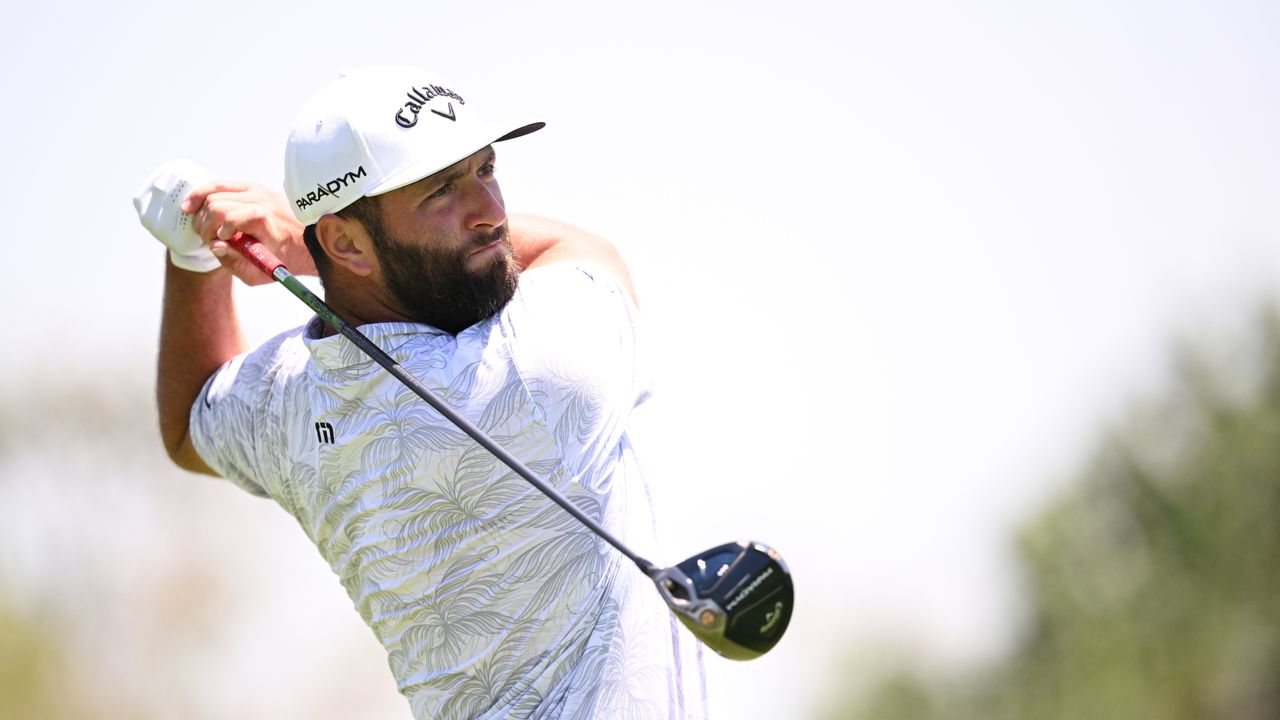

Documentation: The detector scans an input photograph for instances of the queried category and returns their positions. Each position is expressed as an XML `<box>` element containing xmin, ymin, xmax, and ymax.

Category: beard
<box><xmin>373</xmin><ymin>224</ymin><xmax>520</xmax><ymax>334</ymax></box>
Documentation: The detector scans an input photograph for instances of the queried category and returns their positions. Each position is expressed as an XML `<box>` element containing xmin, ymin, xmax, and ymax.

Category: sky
<box><xmin>3</xmin><ymin>0</ymin><xmax>1280</xmax><ymax>717</ymax></box>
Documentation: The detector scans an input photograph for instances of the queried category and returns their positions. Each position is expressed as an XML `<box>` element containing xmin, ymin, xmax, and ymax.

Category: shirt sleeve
<box><xmin>188</xmin><ymin>331</ymin><xmax>302</xmax><ymax>499</ymax></box>
<box><xmin>502</xmin><ymin>263</ymin><xmax>651</xmax><ymax>489</ymax></box>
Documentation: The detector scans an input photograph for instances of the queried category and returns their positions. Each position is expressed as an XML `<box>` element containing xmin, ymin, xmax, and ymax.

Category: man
<box><xmin>136</xmin><ymin>66</ymin><xmax>709</xmax><ymax>719</ymax></box>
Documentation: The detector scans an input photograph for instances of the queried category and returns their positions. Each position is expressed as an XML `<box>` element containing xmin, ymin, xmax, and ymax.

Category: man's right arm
<box><xmin>155</xmin><ymin>180</ymin><xmax>304</xmax><ymax>475</ymax></box>
<box><xmin>157</xmin><ymin>260</ymin><xmax>244</xmax><ymax>475</ymax></box>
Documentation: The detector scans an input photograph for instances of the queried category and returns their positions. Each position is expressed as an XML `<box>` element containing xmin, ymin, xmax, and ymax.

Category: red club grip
<box><xmin>226</xmin><ymin>233</ymin><xmax>286</xmax><ymax>277</ymax></box>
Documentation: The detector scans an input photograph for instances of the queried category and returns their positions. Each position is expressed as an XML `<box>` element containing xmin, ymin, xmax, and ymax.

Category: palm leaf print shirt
<box><xmin>189</xmin><ymin>263</ymin><xmax>710</xmax><ymax>719</ymax></box>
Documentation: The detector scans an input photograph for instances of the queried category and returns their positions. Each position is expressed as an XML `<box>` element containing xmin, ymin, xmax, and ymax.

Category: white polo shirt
<box><xmin>190</xmin><ymin>263</ymin><xmax>709</xmax><ymax>719</ymax></box>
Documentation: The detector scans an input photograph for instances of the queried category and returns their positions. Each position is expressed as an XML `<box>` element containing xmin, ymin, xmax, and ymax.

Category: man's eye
<box><xmin>428</xmin><ymin>183</ymin><xmax>451</xmax><ymax>199</ymax></box>
<box><xmin>479</xmin><ymin>163</ymin><xmax>497</xmax><ymax>178</ymax></box>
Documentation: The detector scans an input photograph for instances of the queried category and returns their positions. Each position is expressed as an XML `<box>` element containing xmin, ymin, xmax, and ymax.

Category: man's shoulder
<box><xmin>226</xmin><ymin>324</ymin><xmax>313</xmax><ymax>388</ymax></box>
<box><xmin>494</xmin><ymin>260</ymin><xmax>647</xmax><ymax>388</ymax></box>
<box><xmin>514</xmin><ymin>261</ymin><xmax>636</xmax><ymax>310</ymax></box>
<box><xmin>498</xmin><ymin>263</ymin><xmax>639</xmax><ymax>346</ymax></box>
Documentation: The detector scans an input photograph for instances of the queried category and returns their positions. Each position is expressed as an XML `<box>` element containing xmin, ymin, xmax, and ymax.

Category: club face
<box><xmin>653</xmin><ymin>540</ymin><xmax>793</xmax><ymax>660</ymax></box>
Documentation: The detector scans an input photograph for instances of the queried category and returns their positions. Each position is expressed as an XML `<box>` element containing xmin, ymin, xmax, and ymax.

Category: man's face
<box><xmin>364</xmin><ymin>147</ymin><xmax>519</xmax><ymax>334</ymax></box>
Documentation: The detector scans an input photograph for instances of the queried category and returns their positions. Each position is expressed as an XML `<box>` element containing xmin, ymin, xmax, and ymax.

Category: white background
<box><xmin>2</xmin><ymin>1</ymin><xmax>1279</xmax><ymax>717</ymax></box>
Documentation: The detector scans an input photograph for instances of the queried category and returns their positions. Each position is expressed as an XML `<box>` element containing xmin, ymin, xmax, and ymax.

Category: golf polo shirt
<box><xmin>188</xmin><ymin>263</ymin><xmax>709</xmax><ymax>719</ymax></box>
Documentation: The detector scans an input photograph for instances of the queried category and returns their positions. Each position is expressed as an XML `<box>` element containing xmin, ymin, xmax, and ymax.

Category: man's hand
<box><xmin>133</xmin><ymin>159</ymin><xmax>222</xmax><ymax>272</ymax></box>
<box><xmin>134</xmin><ymin>160</ymin><xmax>314</xmax><ymax>282</ymax></box>
<box><xmin>183</xmin><ymin>180</ymin><xmax>315</xmax><ymax>284</ymax></box>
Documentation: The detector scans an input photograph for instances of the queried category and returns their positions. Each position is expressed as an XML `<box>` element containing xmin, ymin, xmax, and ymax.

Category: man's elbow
<box><xmin>164</xmin><ymin>433</ymin><xmax>217</xmax><ymax>476</ymax></box>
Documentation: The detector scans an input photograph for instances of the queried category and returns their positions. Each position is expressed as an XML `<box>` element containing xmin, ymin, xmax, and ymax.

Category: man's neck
<box><xmin>313</xmin><ymin>272</ymin><xmax>413</xmax><ymax>336</ymax></box>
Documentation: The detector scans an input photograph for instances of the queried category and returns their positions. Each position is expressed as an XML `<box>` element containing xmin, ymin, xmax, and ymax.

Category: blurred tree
<box><xmin>828</xmin><ymin>309</ymin><xmax>1280</xmax><ymax>720</ymax></box>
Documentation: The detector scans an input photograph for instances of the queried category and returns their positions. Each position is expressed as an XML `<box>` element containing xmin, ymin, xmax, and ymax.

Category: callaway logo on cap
<box><xmin>284</xmin><ymin>65</ymin><xmax>544</xmax><ymax>225</ymax></box>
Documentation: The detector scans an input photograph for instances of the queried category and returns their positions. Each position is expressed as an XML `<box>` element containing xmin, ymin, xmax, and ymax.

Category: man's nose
<box><xmin>464</xmin><ymin>180</ymin><xmax>505</xmax><ymax>230</ymax></box>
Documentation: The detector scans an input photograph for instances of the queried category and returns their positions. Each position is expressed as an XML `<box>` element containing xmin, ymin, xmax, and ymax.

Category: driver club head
<box><xmin>652</xmin><ymin>540</ymin><xmax>793</xmax><ymax>660</ymax></box>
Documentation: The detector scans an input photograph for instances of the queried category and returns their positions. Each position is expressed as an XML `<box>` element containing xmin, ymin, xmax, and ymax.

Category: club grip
<box><xmin>226</xmin><ymin>233</ymin><xmax>286</xmax><ymax>277</ymax></box>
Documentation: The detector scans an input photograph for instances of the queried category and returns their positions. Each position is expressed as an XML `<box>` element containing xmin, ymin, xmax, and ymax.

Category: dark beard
<box><xmin>374</xmin><ymin>225</ymin><xmax>520</xmax><ymax>334</ymax></box>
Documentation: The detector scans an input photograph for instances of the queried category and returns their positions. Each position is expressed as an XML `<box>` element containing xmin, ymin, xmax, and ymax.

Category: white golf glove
<box><xmin>133</xmin><ymin>159</ymin><xmax>220</xmax><ymax>273</ymax></box>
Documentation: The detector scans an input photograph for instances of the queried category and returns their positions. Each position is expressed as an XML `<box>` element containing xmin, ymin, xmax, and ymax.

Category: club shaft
<box><xmin>228</xmin><ymin>234</ymin><xmax>657</xmax><ymax>576</ymax></box>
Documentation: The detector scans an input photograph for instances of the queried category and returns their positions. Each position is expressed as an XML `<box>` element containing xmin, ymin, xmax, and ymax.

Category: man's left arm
<box><xmin>508</xmin><ymin>215</ymin><xmax>639</xmax><ymax>306</ymax></box>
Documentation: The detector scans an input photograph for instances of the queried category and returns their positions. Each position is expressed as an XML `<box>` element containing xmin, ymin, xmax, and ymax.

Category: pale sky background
<box><xmin>3</xmin><ymin>0</ymin><xmax>1279</xmax><ymax>718</ymax></box>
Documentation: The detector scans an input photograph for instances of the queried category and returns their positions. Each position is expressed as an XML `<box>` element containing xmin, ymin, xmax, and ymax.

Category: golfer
<box><xmin>138</xmin><ymin>66</ymin><xmax>709</xmax><ymax>719</ymax></box>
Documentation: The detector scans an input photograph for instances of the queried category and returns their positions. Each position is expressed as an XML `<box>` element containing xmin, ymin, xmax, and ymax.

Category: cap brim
<box><xmin>365</xmin><ymin>120</ymin><xmax>545</xmax><ymax>199</ymax></box>
<box><xmin>495</xmin><ymin>121</ymin><xmax>545</xmax><ymax>143</ymax></box>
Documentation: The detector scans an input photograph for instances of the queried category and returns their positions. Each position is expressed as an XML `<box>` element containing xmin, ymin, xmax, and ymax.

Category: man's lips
<box><xmin>469</xmin><ymin>227</ymin><xmax>508</xmax><ymax>258</ymax></box>
<box><xmin>469</xmin><ymin>239</ymin><xmax>504</xmax><ymax>258</ymax></box>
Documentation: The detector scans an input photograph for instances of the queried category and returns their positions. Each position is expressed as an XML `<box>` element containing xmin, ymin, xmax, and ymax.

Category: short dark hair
<box><xmin>303</xmin><ymin>195</ymin><xmax>386</xmax><ymax>280</ymax></box>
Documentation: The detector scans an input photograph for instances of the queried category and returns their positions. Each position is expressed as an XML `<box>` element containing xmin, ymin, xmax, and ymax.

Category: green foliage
<box><xmin>834</xmin><ymin>310</ymin><xmax>1280</xmax><ymax>719</ymax></box>
<box><xmin>836</xmin><ymin>672</ymin><xmax>940</xmax><ymax>720</ymax></box>
<box><xmin>0</xmin><ymin>592</ymin><xmax>70</xmax><ymax>720</ymax></box>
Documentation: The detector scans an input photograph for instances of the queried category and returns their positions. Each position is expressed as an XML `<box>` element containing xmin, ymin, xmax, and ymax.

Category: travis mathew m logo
<box><xmin>315</xmin><ymin>422</ymin><xmax>335</xmax><ymax>444</ymax></box>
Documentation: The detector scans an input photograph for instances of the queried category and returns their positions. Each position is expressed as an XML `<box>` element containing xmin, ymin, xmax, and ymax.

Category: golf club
<box><xmin>137</xmin><ymin>158</ymin><xmax>793</xmax><ymax>659</ymax></box>
<box><xmin>228</xmin><ymin>233</ymin><xmax>793</xmax><ymax>660</ymax></box>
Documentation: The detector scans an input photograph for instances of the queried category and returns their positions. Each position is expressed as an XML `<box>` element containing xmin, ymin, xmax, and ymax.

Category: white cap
<box><xmin>284</xmin><ymin>66</ymin><xmax>544</xmax><ymax>225</ymax></box>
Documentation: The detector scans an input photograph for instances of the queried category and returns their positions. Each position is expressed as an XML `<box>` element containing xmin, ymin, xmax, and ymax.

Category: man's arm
<box><xmin>155</xmin><ymin>180</ymin><xmax>303</xmax><ymax>474</ymax></box>
<box><xmin>508</xmin><ymin>215</ymin><xmax>639</xmax><ymax>306</ymax></box>
<box><xmin>157</xmin><ymin>260</ymin><xmax>244</xmax><ymax>475</ymax></box>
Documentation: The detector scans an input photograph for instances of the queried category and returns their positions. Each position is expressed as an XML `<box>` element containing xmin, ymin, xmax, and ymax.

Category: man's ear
<box><xmin>316</xmin><ymin>213</ymin><xmax>376</xmax><ymax>277</ymax></box>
